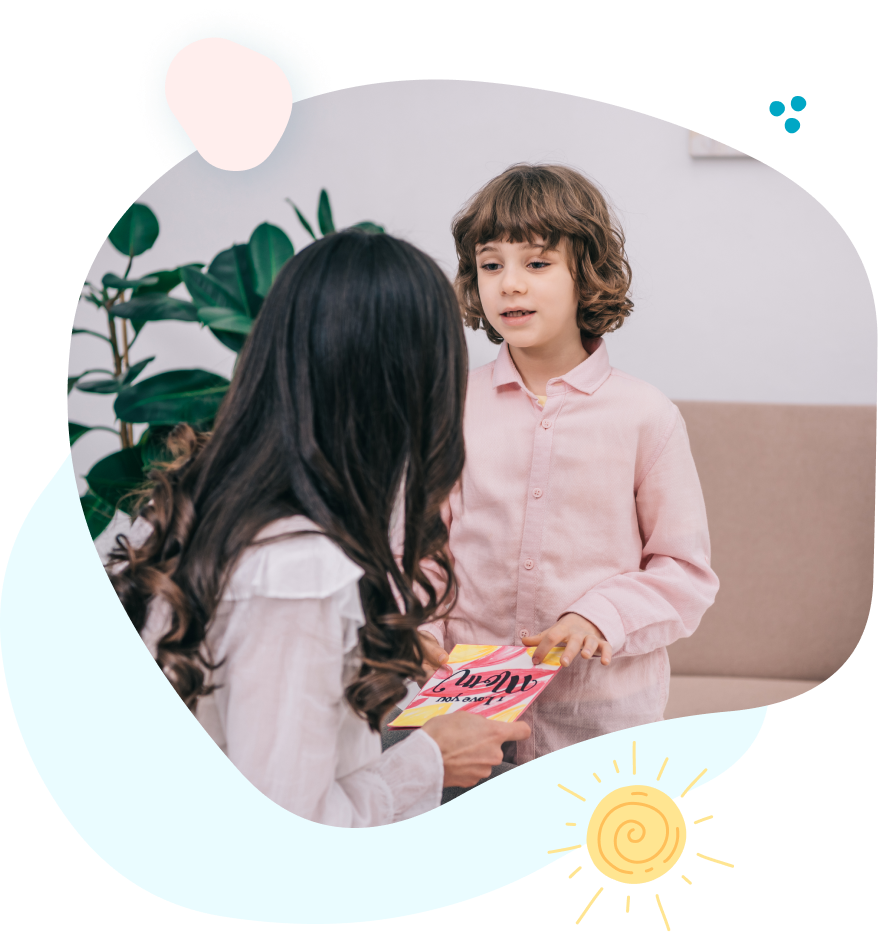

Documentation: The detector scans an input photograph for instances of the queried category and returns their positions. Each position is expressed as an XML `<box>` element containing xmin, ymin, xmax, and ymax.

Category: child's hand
<box><xmin>417</xmin><ymin>631</ymin><xmax>450</xmax><ymax>685</ymax></box>
<box><xmin>522</xmin><ymin>613</ymin><xmax>613</xmax><ymax>668</ymax></box>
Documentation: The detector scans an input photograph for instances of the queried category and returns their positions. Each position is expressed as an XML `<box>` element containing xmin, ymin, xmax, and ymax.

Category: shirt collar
<box><xmin>491</xmin><ymin>337</ymin><xmax>612</xmax><ymax>396</ymax></box>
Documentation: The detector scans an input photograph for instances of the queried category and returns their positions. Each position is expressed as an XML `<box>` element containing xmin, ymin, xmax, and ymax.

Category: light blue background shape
<box><xmin>0</xmin><ymin>459</ymin><xmax>766</xmax><ymax>923</ymax></box>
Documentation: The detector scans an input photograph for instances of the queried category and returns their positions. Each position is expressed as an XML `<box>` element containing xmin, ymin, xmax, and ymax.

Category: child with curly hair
<box><xmin>419</xmin><ymin>164</ymin><xmax>719</xmax><ymax>763</ymax></box>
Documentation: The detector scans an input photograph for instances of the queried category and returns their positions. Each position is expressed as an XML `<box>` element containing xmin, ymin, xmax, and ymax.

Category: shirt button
<box><xmin>533</xmin><ymin>488</ymin><xmax>543</xmax><ymax>498</ymax></box>
<box><xmin>519</xmin><ymin>629</ymin><xmax>529</xmax><ymax>638</ymax></box>
<box><xmin>524</xmin><ymin>559</ymin><xmax>535</xmax><ymax>570</ymax></box>
<box><xmin>541</xmin><ymin>419</ymin><xmax>552</xmax><ymax>429</ymax></box>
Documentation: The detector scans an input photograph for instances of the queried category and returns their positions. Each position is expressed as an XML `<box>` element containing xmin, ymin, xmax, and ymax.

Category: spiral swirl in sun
<box><xmin>586</xmin><ymin>785</ymin><xmax>686</xmax><ymax>883</ymax></box>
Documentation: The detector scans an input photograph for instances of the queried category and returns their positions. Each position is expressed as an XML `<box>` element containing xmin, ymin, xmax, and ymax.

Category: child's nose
<box><xmin>501</xmin><ymin>267</ymin><xmax>526</xmax><ymax>295</ymax></box>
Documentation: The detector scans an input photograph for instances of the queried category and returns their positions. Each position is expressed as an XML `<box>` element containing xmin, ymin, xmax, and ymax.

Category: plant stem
<box><xmin>103</xmin><ymin>294</ymin><xmax>127</xmax><ymax>447</ymax></box>
<box><xmin>121</xmin><ymin>318</ymin><xmax>130</xmax><ymax>370</ymax></box>
<box><xmin>105</xmin><ymin>309</ymin><xmax>122</xmax><ymax>377</ymax></box>
<box><xmin>88</xmin><ymin>274</ymin><xmax>135</xmax><ymax>456</ymax></box>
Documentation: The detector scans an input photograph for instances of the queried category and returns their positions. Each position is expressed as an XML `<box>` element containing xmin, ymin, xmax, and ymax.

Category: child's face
<box><xmin>475</xmin><ymin>238</ymin><xmax>580</xmax><ymax>352</ymax></box>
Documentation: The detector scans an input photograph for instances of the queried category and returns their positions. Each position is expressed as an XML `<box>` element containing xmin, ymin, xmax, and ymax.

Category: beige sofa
<box><xmin>664</xmin><ymin>401</ymin><xmax>875</xmax><ymax>718</ymax></box>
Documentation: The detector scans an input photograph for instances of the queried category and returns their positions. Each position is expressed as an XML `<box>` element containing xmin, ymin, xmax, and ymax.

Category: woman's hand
<box><xmin>423</xmin><ymin>711</ymin><xmax>530</xmax><ymax>787</ymax></box>
<box><xmin>522</xmin><ymin>613</ymin><xmax>613</xmax><ymax>667</ymax></box>
<box><xmin>416</xmin><ymin>631</ymin><xmax>449</xmax><ymax>685</ymax></box>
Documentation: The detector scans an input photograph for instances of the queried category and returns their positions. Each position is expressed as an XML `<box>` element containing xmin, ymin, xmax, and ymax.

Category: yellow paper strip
<box><xmin>680</xmin><ymin>768</ymin><xmax>707</xmax><ymax>797</ymax></box>
<box><xmin>697</xmin><ymin>853</ymin><xmax>734</xmax><ymax>868</ymax></box>
<box><xmin>575</xmin><ymin>888</ymin><xmax>603</xmax><ymax>925</ymax></box>
<box><xmin>656</xmin><ymin>894</ymin><xmax>670</xmax><ymax>931</ymax></box>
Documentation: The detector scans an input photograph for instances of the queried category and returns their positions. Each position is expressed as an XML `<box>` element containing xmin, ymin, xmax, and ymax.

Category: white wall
<box><xmin>69</xmin><ymin>80</ymin><xmax>876</xmax><ymax>493</ymax></box>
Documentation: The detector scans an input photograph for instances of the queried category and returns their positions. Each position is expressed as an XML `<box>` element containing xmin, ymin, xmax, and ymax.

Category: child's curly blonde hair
<box><xmin>452</xmin><ymin>164</ymin><xmax>633</xmax><ymax>343</ymax></box>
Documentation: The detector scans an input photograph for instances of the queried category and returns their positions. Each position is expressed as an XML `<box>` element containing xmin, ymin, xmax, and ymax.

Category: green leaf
<box><xmin>112</xmin><ymin>293</ymin><xmax>200</xmax><ymax>323</ymax></box>
<box><xmin>350</xmin><ymin>221</ymin><xmax>385</xmax><ymax>235</ymax></box>
<box><xmin>122</xmin><ymin>356</ymin><xmax>155</xmax><ymax>385</ymax></box>
<box><xmin>72</xmin><ymin>327</ymin><xmax>114</xmax><ymax>345</ymax></box>
<box><xmin>85</xmin><ymin>447</ymin><xmax>146</xmax><ymax>515</ymax></box>
<box><xmin>133</xmin><ymin>264</ymin><xmax>202</xmax><ymax>296</ymax></box>
<box><xmin>69</xmin><ymin>369</ymin><xmax>114</xmax><ymax>394</ymax></box>
<box><xmin>76</xmin><ymin>377</ymin><xmax>123</xmax><ymax>394</ymax></box>
<box><xmin>207</xmin><ymin>245</ymin><xmax>261</xmax><ymax>317</ymax></box>
<box><xmin>102</xmin><ymin>272</ymin><xmax>160</xmax><ymax>291</ymax></box>
<box><xmin>69</xmin><ymin>422</ymin><xmax>92</xmax><ymax>444</ymax></box>
<box><xmin>209</xmin><ymin>329</ymin><xmax>247</xmax><ymax>354</ymax></box>
<box><xmin>69</xmin><ymin>422</ymin><xmax>120</xmax><ymax>445</ymax></box>
<box><xmin>286</xmin><ymin>198</ymin><xmax>316</xmax><ymax>240</ymax></box>
<box><xmin>114</xmin><ymin>369</ymin><xmax>230</xmax><ymax>426</ymax></box>
<box><xmin>317</xmin><ymin>189</ymin><xmax>335</xmax><ymax>236</ymax></box>
<box><xmin>197</xmin><ymin>308</ymin><xmax>254</xmax><ymax>336</ymax></box>
<box><xmin>182</xmin><ymin>267</ymin><xmax>246</xmax><ymax>313</ymax></box>
<box><xmin>108</xmin><ymin>203</ymin><xmax>159</xmax><ymax>258</ymax></box>
<box><xmin>80</xmin><ymin>492</ymin><xmax>116</xmax><ymax>540</ymax></box>
<box><xmin>248</xmin><ymin>223</ymin><xmax>294</xmax><ymax>297</ymax></box>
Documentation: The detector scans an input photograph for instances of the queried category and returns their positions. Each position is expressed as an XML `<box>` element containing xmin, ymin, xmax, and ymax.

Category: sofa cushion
<box><xmin>665</xmin><ymin>674</ymin><xmax>821</xmax><ymax>719</ymax></box>
<box><xmin>668</xmin><ymin>401</ymin><xmax>874</xmax><ymax>681</ymax></box>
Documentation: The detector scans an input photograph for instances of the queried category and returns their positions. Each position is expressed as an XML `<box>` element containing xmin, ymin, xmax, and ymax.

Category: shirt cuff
<box><xmin>377</xmin><ymin>728</ymin><xmax>444</xmax><ymax>821</ymax></box>
<box><xmin>563</xmin><ymin>591</ymin><xmax>626</xmax><ymax>655</ymax></box>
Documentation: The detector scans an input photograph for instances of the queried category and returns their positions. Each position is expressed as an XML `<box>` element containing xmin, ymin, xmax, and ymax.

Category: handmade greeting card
<box><xmin>389</xmin><ymin>644</ymin><xmax>565</xmax><ymax>728</ymax></box>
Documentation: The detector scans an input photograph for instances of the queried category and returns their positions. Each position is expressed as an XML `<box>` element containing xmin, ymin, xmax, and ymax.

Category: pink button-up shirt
<box><xmin>421</xmin><ymin>339</ymin><xmax>719</xmax><ymax>763</ymax></box>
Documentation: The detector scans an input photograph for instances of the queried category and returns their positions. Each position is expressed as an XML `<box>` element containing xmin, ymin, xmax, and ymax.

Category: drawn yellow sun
<box><xmin>586</xmin><ymin>785</ymin><xmax>685</xmax><ymax>883</ymax></box>
<box><xmin>548</xmin><ymin>743</ymin><xmax>735</xmax><ymax>928</ymax></box>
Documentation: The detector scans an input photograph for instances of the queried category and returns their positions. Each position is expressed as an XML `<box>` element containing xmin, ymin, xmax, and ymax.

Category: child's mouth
<box><xmin>501</xmin><ymin>309</ymin><xmax>536</xmax><ymax>324</ymax></box>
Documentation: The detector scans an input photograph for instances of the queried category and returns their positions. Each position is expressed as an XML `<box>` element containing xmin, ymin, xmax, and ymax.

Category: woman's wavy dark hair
<box><xmin>452</xmin><ymin>163</ymin><xmax>634</xmax><ymax>342</ymax></box>
<box><xmin>108</xmin><ymin>230</ymin><xmax>468</xmax><ymax>731</ymax></box>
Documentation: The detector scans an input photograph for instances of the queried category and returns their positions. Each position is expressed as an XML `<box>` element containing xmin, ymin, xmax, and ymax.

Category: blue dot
<box><xmin>769</xmin><ymin>100</ymin><xmax>785</xmax><ymax>116</ymax></box>
<box><xmin>791</xmin><ymin>96</ymin><xmax>806</xmax><ymax>112</ymax></box>
<box><xmin>785</xmin><ymin>118</ymin><xmax>801</xmax><ymax>134</ymax></box>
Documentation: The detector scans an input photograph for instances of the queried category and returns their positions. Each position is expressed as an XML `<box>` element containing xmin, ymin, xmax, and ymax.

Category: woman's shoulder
<box><xmin>221</xmin><ymin>516</ymin><xmax>365</xmax><ymax>602</ymax></box>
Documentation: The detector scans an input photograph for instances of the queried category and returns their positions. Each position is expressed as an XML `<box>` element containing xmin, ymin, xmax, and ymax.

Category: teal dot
<box><xmin>785</xmin><ymin>118</ymin><xmax>801</xmax><ymax>133</ymax></box>
<box><xmin>769</xmin><ymin>100</ymin><xmax>785</xmax><ymax>116</ymax></box>
<box><xmin>791</xmin><ymin>96</ymin><xmax>807</xmax><ymax>112</ymax></box>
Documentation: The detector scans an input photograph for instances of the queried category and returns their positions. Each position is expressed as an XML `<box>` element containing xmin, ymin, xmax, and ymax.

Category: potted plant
<box><xmin>70</xmin><ymin>191</ymin><xmax>383</xmax><ymax>539</ymax></box>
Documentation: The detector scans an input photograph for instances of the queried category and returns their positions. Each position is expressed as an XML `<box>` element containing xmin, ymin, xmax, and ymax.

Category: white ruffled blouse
<box><xmin>140</xmin><ymin>515</ymin><xmax>443</xmax><ymax>827</ymax></box>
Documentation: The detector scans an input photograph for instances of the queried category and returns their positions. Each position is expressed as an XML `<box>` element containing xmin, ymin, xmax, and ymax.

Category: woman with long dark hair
<box><xmin>109</xmin><ymin>230</ymin><xmax>528</xmax><ymax>826</ymax></box>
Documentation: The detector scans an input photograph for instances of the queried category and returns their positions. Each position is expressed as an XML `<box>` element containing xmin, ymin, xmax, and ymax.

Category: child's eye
<box><xmin>480</xmin><ymin>262</ymin><xmax>501</xmax><ymax>271</ymax></box>
<box><xmin>529</xmin><ymin>260</ymin><xmax>550</xmax><ymax>269</ymax></box>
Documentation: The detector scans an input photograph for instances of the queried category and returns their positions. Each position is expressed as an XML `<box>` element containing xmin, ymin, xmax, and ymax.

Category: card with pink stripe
<box><xmin>388</xmin><ymin>643</ymin><xmax>564</xmax><ymax>729</ymax></box>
